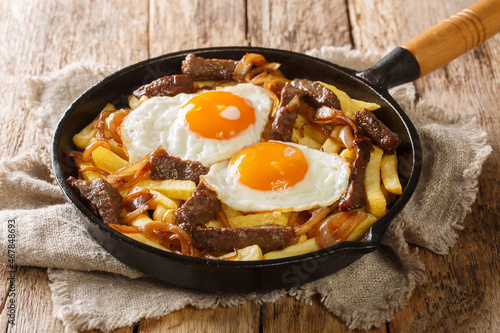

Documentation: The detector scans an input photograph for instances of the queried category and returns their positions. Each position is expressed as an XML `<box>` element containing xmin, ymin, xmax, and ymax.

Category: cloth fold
<box><xmin>0</xmin><ymin>47</ymin><xmax>491</xmax><ymax>332</ymax></box>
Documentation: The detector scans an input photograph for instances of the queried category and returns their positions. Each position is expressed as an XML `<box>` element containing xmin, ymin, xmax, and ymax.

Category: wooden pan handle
<box><xmin>402</xmin><ymin>0</ymin><xmax>500</xmax><ymax>77</ymax></box>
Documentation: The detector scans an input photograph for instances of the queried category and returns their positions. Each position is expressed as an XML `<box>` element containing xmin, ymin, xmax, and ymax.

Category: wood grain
<box><xmin>247</xmin><ymin>0</ymin><xmax>351</xmax><ymax>52</ymax></box>
<box><xmin>148</xmin><ymin>0</ymin><xmax>248</xmax><ymax>57</ymax></box>
<box><xmin>350</xmin><ymin>0</ymin><xmax>500</xmax><ymax>332</ymax></box>
<box><xmin>139</xmin><ymin>303</ymin><xmax>260</xmax><ymax>333</ymax></box>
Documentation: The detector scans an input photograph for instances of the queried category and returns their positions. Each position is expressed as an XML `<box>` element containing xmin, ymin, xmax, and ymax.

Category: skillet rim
<box><xmin>52</xmin><ymin>46</ymin><xmax>422</xmax><ymax>279</ymax></box>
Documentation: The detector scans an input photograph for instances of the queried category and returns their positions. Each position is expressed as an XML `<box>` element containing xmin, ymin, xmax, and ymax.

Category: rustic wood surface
<box><xmin>0</xmin><ymin>0</ymin><xmax>499</xmax><ymax>332</ymax></box>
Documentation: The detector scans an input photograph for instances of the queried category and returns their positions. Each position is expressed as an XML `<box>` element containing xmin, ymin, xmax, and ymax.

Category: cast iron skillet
<box><xmin>52</xmin><ymin>0</ymin><xmax>499</xmax><ymax>292</ymax></box>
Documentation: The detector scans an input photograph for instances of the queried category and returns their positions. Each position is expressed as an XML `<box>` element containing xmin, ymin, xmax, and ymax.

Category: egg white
<box><xmin>120</xmin><ymin>83</ymin><xmax>273</xmax><ymax>166</ymax></box>
<box><xmin>202</xmin><ymin>141</ymin><xmax>351</xmax><ymax>212</ymax></box>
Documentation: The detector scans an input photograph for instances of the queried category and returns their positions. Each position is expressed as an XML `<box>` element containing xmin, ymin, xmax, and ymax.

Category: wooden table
<box><xmin>1</xmin><ymin>0</ymin><xmax>498</xmax><ymax>332</ymax></box>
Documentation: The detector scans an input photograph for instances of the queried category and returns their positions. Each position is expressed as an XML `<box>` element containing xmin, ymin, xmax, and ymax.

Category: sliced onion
<box><xmin>216</xmin><ymin>211</ymin><xmax>231</xmax><ymax>228</ymax></box>
<box><xmin>81</xmin><ymin>140</ymin><xmax>111</xmax><ymax>162</ymax></box>
<box><xmin>294</xmin><ymin>207</ymin><xmax>331</xmax><ymax>236</ymax></box>
<box><xmin>315</xmin><ymin>211</ymin><xmax>368</xmax><ymax>248</ymax></box>
<box><xmin>339</xmin><ymin>125</ymin><xmax>354</xmax><ymax>150</ymax></box>
<box><xmin>119</xmin><ymin>204</ymin><xmax>149</xmax><ymax>225</ymax></box>
<box><xmin>140</xmin><ymin>221</ymin><xmax>195</xmax><ymax>256</ymax></box>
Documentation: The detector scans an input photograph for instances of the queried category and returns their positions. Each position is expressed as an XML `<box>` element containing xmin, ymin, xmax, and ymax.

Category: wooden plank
<box><xmin>247</xmin><ymin>0</ymin><xmax>351</xmax><ymax>52</ymax></box>
<box><xmin>260</xmin><ymin>296</ymin><xmax>387</xmax><ymax>333</ymax></box>
<box><xmin>349</xmin><ymin>0</ymin><xmax>500</xmax><ymax>332</ymax></box>
<box><xmin>148</xmin><ymin>0</ymin><xmax>248</xmax><ymax>57</ymax></box>
<box><xmin>0</xmin><ymin>267</ymin><xmax>65</xmax><ymax>332</ymax></box>
<box><xmin>138</xmin><ymin>303</ymin><xmax>260</xmax><ymax>333</ymax></box>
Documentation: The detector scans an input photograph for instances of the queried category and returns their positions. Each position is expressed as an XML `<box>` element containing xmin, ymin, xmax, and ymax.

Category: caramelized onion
<box><xmin>94</xmin><ymin>110</ymin><xmax>114</xmax><ymax>140</ymax></box>
<box><xmin>78</xmin><ymin>167</ymin><xmax>110</xmax><ymax>176</ymax></box>
<box><xmin>105</xmin><ymin>154</ymin><xmax>150</xmax><ymax>186</ymax></box>
<box><xmin>140</xmin><ymin>221</ymin><xmax>195</xmax><ymax>256</ymax></box>
<box><xmin>109</xmin><ymin>224</ymin><xmax>141</xmax><ymax>233</ymax></box>
<box><xmin>122</xmin><ymin>187</ymin><xmax>156</xmax><ymax>212</ymax></box>
<box><xmin>233</xmin><ymin>53</ymin><xmax>268</xmax><ymax>82</ymax></box>
<box><xmin>106</xmin><ymin>110</ymin><xmax>129</xmax><ymax>144</ymax></box>
<box><xmin>81</xmin><ymin>141</ymin><xmax>111</xmax><ymax>162</ymax></box>
<box><xmin>294</xmin><ymin>207</ymin><xmax>331</xmax><ymax>236</ymax></box>
<box><xmin>119</xmin><ymin>204</ymin><xmax>149</xmax><ymax>225</ymax></box>
<box><xmin>315</xmin><ymin>211</ymin><xmax>368</xmax><ymax>248</ymax></box>
<box><xmin>339</xmin><ymin>125</ymin><xmax>354</xmax><ymax>150</ymax></box>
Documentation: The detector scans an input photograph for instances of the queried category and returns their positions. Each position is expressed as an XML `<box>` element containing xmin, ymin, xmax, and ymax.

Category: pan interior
<box><xmin>53</xmin><ymin>46</ymin><xmax>420</xmax><ymax>271</ymax></box>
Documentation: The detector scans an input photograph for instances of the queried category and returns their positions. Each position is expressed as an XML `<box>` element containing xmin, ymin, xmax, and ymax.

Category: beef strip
<box><xmin>269</xmin><ymin>82</ymin><xmax>305</xmax><ymax>142</ymax></box>
<box><xmin>149</xmin><ymin>147</ymin><xmax>209</xmax><ymax>184</ymax></box>
<box><xmin>355</xmin><ymin>110</ymin><xmax>401</xmax><ymax>154</ymax></box>
<box><xmin>290</xmin><ymin>78</ymin><xmax>341</xmax><ymax>109</ymax></box>
<box><xmin>133</xmin><ymin>75</ymin><xmax>195</xmax><ymax>98</ymax></box>
<box><xmin>191</xmin><ymin>225</ymin><xmax>295</xmax><ymax>252</ymax></box>
<box><xmin>68</xmin><ymin>177</ymin><xmax>122</xmax><ymax>224</ymax></box>
<box><xmin>339</xmin><ymin>138</ymin><xmax>372</xmax><ymax>212</ymax></box>
<box><xmin>181</xmin><ymin>54</ymin><xmax>238</xmax><ymax>80</ymax></box>
<box><xmin>175</xmin><ymin>182</ymin><xmax>222</xmax><ymax>234</ymax></box>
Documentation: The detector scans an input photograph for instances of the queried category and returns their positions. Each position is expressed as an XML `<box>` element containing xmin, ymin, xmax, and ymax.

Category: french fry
<box><xmin>136</xmin><ymin>179</ymin><xmax>196</xmax><ymax>201</ymax></box>
<box><xmin>319</xmin><ymin>82</ymin><xmax>380</xmax><ymax>119</ymax></box>
<box><xmin>73</xmin><ymin>117</ymin><xmax>98</xmax><ymax>149</ymax></box>
<box><xmin>125</xmin><ymin>233</ymin><xmax>171</xmax><ymax>252</ymax></box>
<box><xmin>228</xmin><ymin>212</ymin><xmax>289</xmax><ymax>228</ymax></box>
<box><xmin>364</xmin><ymin>145</ymin><xmax>387</xmax><ymax>218</ymax></box>
<box><xmin>291</xmin><ymin>128</ymin><xmax>322</xmax><ymax>150</ymax></box>
<box><xmin>340</xmin><ymin>147</ymin><xmax>356</xmax><ymax>160</ymax></box>
<box><xmin>128</xmin><ymin>95</ymin><xmax>149</xmax><ymax>109</ymax></box>
<box><xmin>218</xmin><ymin>245</ymin><xmax>263</xmax><ymax>261</ymax></box>
<box><xmin>205</xmin><ymin>220</ymin><xmax>224</xmax><ymax>228</ymax></box>
<box><xmin>148</xmin><ymin>190</ymin><xmax>179</xmax><ymax>210</ymax></box>
<box><xmin>73</xmin><ymin>158</ymin><xmax>104</xmax><ymax>181</ymax></box>
<box><xmin>321</xmin><ymin>126</ymin><xmax>343</xmax><ymax>154</ymax></box>
<box><xmin>91</xmin><ymin>146</ymin><xmax>129</xmax><ymax>173</ymax></box>
<box><xmin>130</xmin><ymin>213</ymin><xmax>153</xmax><ymax>227</ymax></box>
<box><xmin>381</xmin><ymin>183</ymin><xmax>398</xmax><ymax>206</ymax></box>
<box><xmin>295</xmin><ymin>114</ymin><xmax>327</xmax><ymax>144</ymax></box>
<box><xmin>222</xmin><ymin>203</ymin><xmax>243</xmax><ymax>218</ymax></box>
<box><xmin>381</xmin><ymin>154</ymin><xmax>403</xmax><ymax>195</ymax></box>
<box><xmin>346</xmin><ymin>213</ymin><xmax>377</xmax><ymax>241</ymax></box>
<box><xmin>107</xmin><ymin>138</ymin><xmax>128</xmax><ymax>161</ymax></box>
<box><xmin>297</xmin><ymin>234</ymin><xmax>308</xmax><ymax>244</ymax></box>
<box><xmin>263</xmin><ymin>238</ymin><xmax>320</xmax><ymax>260</ymax></box>
<box><xmin>152</xmin><ymin>205</ymin><xmax>176</xmax><ymax>224</ymax></box>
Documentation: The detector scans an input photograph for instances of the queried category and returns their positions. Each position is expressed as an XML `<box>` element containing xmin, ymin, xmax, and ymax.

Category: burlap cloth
<box><xmin>0</xmin><ymin>47</ymin><xmax>492</xmax><ymax>332</ymax></box>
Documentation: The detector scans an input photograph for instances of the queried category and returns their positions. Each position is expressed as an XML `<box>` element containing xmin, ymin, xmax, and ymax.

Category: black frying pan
<box><xmin>52</xmin><ymin>0</ymin><xmax>500</xmax><ymax>292</ymax></box>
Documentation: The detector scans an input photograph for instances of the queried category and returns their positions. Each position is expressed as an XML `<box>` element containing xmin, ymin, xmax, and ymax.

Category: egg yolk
<box><xmin>230</xmin><ymin>142</ymin><xmax>309</xmax><ymax>191</ymax></box>
<box><xmin>183</xmin><ymin>91</ymin><xmax>256</xmax><ymax>140</ymax></box>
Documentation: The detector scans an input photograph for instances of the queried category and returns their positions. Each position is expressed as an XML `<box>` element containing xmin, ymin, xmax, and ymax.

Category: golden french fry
<box><xmin>222</xmin><ymin>204</ymin><xmax>243</xmax><ymax>218</ymax></box>
<box><xmin>381</xmin><ymin>154</ymin><xmax>403</xmax><ymax>195</ymax></box>
<box><xmin>91</xmin><ymin>146</ymin><xmax>129</xmax><ymax>173</ymax></box>
<box><xmin>346</xmin><ymin>213</ymin><xmax>378</xmax><ymax>241</ymax></box>
<box><xmin>136</xmin><ymin>179</ymin><xmax>196</xmax><ymax>201</ymax></box>
<box><xmin>263</xmin><ymin>238</ymin><xmax>320</xmax><ymax>260</ymax></box>
<box><xmin>321</xmin><ymin>126</ymin><xmax>343</xmax><ymax>154</ymax></box>
<box><xmin>381</xmin><ymin>184</ymin><xmax>398</xmax><ymax>206</ymax></box>
<box><xmin>148</xmin><ymin>190</ymin><xmax>178</xmax><ymax>210</ymax></box>
<box><xmin>290</xmin><ymin>114</ymin><xmax>325</xmax><ymax>150</ymax></box>
<box><xmin>340</xmin><ymin>147</ymin><xmax>356</xmax><ymax>160</ymax></box>
<box><xmin>291</xmin><ymin>128</ymin><xmax>322</xmax><ymax>150</ymax></box>
<box><xmin>152</xmin><ymin>205</ymin><xmax>176</xmax><ymax>224</ymax></box>
<box><xmin>364</xmin><ymin>145</ymin><xmax>387</xmax><ymax>218</ymax></box>
<box><xmin>125</xmin><ymin>233</ymin><xmax>171</xmax><ymax>252</ymax></box>
<box><xmin>320</xmin><ymin>82</ymin><xmax>380</xmax><ymax>119</ymax></box>
<box><xmin>131</xmin><ymin>213</ymin><xmax>153</xmax><ymax>227</ymax></box>
<box><xmin>128</xmin><ymin>95</ymin><xmax>149</xmax><ymax>109</ymax></box>
<box><xmin>218</xmin><ymin>245</ymin><xmax>263</xmax><ymax>261</ymax></box>
<box><xmin>205</xmin><ymin>220</ymin><xmax>224</xmax><ymax>228</ymax></box>
<box><xmin>297</xmin><ymin>234</ymin><xmax>308</xmax><ymax>244</ymax></box>
<box><xmin>228</xmin><ymin>212</ymin><xmax>289</xmax><ymax>228</ymax></box>
<box><xmin>73</xmin><ymin>118</ymin><xmax>98</xmax><ymax>149</ymax></box>
<box><xmin>73</xmin><ymin>158</ymin><xmax>103</xmax><ymax>181</ymax></box>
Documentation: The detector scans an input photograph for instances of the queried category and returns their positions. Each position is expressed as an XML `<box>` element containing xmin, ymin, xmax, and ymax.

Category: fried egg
<box><xmin>120</xmin><ymin>83</ymin><xmax>273</xmax><ymax>166</ymax></box>
<box><xmin>202</xmin><ymin>141</ymin><xmax>350</xmax><ymax>212</ymax></box>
